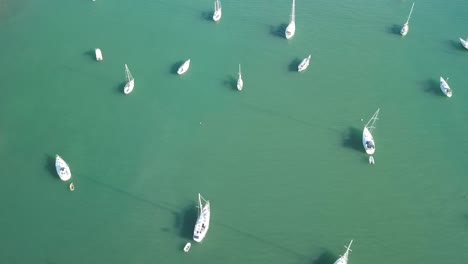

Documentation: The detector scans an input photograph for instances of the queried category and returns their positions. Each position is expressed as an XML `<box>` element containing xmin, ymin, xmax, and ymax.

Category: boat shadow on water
<box><xmin>447</xmin><ymin>39</ymin><xmax>466</xmax><ymax>52</ymax></box>
<box><xmin>116</xmin><ymin>81</ymin><xmax>127</xmax><ymax>94</ymax></box>
<box><xmin>84</xmin><ymin>50</ymin><xmax>96</xmax><ymax>61</ymax></box>
<box><xmin>310</xmin><ymin>250</ymin><xmax>338</xmax><ymax>264</ymax></box>
<box><xmin>174</xmin><ymin>202</ymin><xmax>198</xmax><ymax>240</ymax></box>
<box><xmin>201</xmin><ymin>11</ymin><xmax>213</xmax><ymax>21</ymax></box>
<box><xmin>269</xmin><ymin>23</ymin><xmax>288</xmax><ymax>38</ymax></box>
<box><xmin>223</xmin><ymin>75</ymin><xmax>238</xmax><ymax>91</ymax></box>
<box><xmin>342</xmin><ymin>126</ymin><xmax>362</xmax><ymax>152</ymax></box>
<box><xmin>421</xmin><ymin>79</ymin><xmax>444</xmax><ymax>97</ymax></box>
<box><xmin>170</xmin><ymin>61</ymin><xmax>185</xmax><ymax>75</ymax></box>
<box><xmin>288</xmin><ymin>57</ymin><xmax>301</xmax><ymax>72</ymax></box>
<box><xmin>387</xmin><ymin>24</ymin><xmax>402</xmax><ymax>35</ymax></box>
<box><xmin>45</xmin><ymin>154</ymin><xmax>57</xmax><ymax>179</ymax></box>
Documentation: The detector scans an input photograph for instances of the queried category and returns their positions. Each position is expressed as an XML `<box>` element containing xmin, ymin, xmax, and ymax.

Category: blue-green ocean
<box><xmin>1</xmin><ymin>0</ymin><xmax>467</xmax><ymax>263</ymax></box>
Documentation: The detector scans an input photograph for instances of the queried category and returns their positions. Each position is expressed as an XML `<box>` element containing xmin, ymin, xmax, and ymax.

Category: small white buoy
<box><xmin>183</xmin><ymin>242</ymin><xmax>191</xmax><ymax>252</ymax></box>
<box><xmin>369</xmin><ymin>156</ymin><xmax>375</xmax><ymax>165</ymax></box>
<box><xmin>361</xmin><ymin>118</ymin><xmax>364</xmax><ymax>121</ymax></box>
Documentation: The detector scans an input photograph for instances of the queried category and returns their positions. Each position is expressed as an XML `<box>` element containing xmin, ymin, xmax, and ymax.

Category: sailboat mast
<box><xmin>238</xmin><ymin>64</ymin><xmax>241</xmax><ymax>76</ymax></box>
<box><xmin>291</xmin><ymin>0</ymin><xmax>296</xmax><ymax>22</ymax></box>
<box><xmin>406</xmin><ymin>2</ymin><xmax>415</xmax><ymax>24</ymax></box>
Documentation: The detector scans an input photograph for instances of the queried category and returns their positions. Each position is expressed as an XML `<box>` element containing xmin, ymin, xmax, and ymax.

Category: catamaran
<box><xmin>334</xmin><ymin>240</ymin><xmax>353</xmax><ymax>264</ymax></box>
<box><xmin>213</xmin><ymin>0</ymin><xmax>222</xmax><ymax>22</ymax></box>
<box><xmin>400</xmin><ymin>2</ymin><xmax>415</xmax><ymax>36</ymax></box>
<box><xmin>193</xmin><ymin>193</ymin><xmax>210</xmax><ymax>242</ymax></box>
<box><xmin>285</xmin><ymin>0</ymin><xmax>296</xmax><ymax>39</ymax></box>
<box><xmin>178</xmin><ymin>59</ymin><xmax>191</xmax><ymax>75</ymax></box>
<box><xmin>237</xmin><ymin>64</ymin><xmax>243</xmax><ymax>91</ymax></box>
<box><xmin>95</xmin><ymin>48</ymin><xmax>103</xmax><ymax>61</ymax></box>
<box><xmin>297</xmin><ymin>55</ymin><xmax>311</xmax><ymax>72</ymax></box>
<box><xmin>440</xmin><ymin>77</ymin><xmax>452</xmax><ymax>97</ymax></box>
<box><xmin>123</xmin><ymin>64</ymin><xmax>134</xmax><ymax>94</ymax></box>
<box><xmin>363</xmin><ymin>108</ymin><xmax>380</xmax><ymax>155</ymax></box>
<box><xmin>459</xmin><ymin>38</ymin><xmax>468</xmax><ymax>50</ymax></box>
<box><xmin>56</xmin><ymin>155</ymin><xmax>72</xmax><ymax>181</ymax></box>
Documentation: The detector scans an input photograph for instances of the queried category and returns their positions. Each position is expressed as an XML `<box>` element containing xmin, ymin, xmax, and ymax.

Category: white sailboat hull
<box><xmin>362</xmin><ymin>127</ymin><xmax>375</xmax><ymax>155</ymax></box>
<box><xmin>237</xmin><ymin>77</ymin><xmax>243</xmax><ymax>91</ymax></box>
<box><xmin>285</xmin><ymin>21</ymin><xmax>296</xmax><ymax>39</ymax></box>
<box><xmin>334</xmin><ymin>256</ymin><xmax>348</xmax><ymax>264</ymax></box>
<box><xmin>55</xmin><ymin>155</ymin><xmax>71</xmax><ymax>181</ymax></box>
<box><xmin>440</xmin><ymin>77</ymin><xmax>452</xmax><ymax>97</ymax></box>
<box><xmin>193</xmin><ymin>194</ymin><xmax>210</xmax><ymax>242</ymax></box>
<box><xmin>124</xmin><ymin>79</ymin><xmax>135</xmax><ymax>94</ymax></box>
<box><xmin>213</xmin><ymin>0</ymin><xmax>222</xmax><ymax>21</ymax></box>
<box><xmin>178</xmin><ymin>59</ymin><xmax>191</xmax><ymax>75</ymax></box>
<box><xmin>95</xmin><ymin>48</ymin><xmax>103</xmax><ymax>61</ymax></box>
<box><xmin>400</xmin><ymin>23</ymin><xmax>409</xmax><ymax>36</ymax></box>
<box><xmin>298</xmin><ymin>55</ymin><xmax>311</xmax><ymax>72</ymax></box>
<box><xmin>459</xmin><ymin>38</ymin><xmax>468</xmax><ymax>50</ymax></box>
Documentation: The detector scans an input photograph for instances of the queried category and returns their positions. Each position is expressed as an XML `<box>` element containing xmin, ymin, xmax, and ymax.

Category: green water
<box><xmin>1</xmin><ymin>0</ymin><xmax>467</xmax><ymax>263</ymax></box>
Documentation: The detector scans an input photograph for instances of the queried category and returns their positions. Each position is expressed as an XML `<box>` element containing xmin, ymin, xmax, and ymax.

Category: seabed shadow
<box><xmin>342</xmin><ymin>127</ymin><xmax>362</xmax><ymax>152</ymax></box>
<box><xmin>270</xmin><ymin>23</ymin><xmax>287</xmax><ymax>38</ymax></box>
<box><xmin>289</xmin><ymin>58</ymin><xmax>301</xmax><ymax>72</ymax></box>
<box><xmin>421</xmin><ymin>78</ymin><xmax>444</xmax><ymax>97</ymax></box>
<box><xmin>170</xmin><ymin>61</ymin><xmax>184</xmax><ymax>75</ymax></box>
<box><xmin>223</xmin><ymin>75</ymin><xmax>238</xmax><ymax>91</ymax></box>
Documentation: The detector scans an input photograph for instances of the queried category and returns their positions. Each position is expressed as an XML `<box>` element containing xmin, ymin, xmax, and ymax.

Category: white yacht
<box><xmin>55</xmin><ymin>155</ymin><xmax>72</xmax><ymax>181</ymax></box>
<box><xmin>440</xmin><ymin>77</ymin><xmax>452</xmax><ymax>97</ymax></box>
<box><xmin>193</xmin><ymin>193</ymin><xmax>210</xmax><ymax>242</ymax></box>
<box><xmin>178</xmin><ymin>59</ymin><xmax>191</xmax><ymax>75</ymax></box>
<box><xmin>285</xmin><ymin>0</ymin><xmax>296</xmax><ymax>39</ymax></box>
<box><xmin>123</xmin><ymin>64</ymin><xmax>134</xmax><ymax>94</ymax></box>
<box><xmin>334</xmin><ymin>240</ymin><xmax>353</xmax><ymax>264</ymax></box>
<box><xmin>237</xmin><ymin>64</ymin><xmax>243</xmax><ymax>91</ymax></box>
<box><xmin>213</xmin><ymin>0</ymin><xmax>222</xmax><ymax>22</ymax></box>
<box><xmin>95</xmin><ymin>48</ymin><xmax>103</xmax><ymax>61</ymax></box>
<box><xmin>400</xmin><ymin>2</ymin><xmax>415</xmax><ymax>36</ymax></box>
<box><xmin>183</xmin><ymin>242</ymin><xmax>191</xmax><ymax>252</ymax></box>
<box><xmin>362</xmin><ymin>108</ymin><xmax>380</xmax><ymax>155</ymax></box>
<box><xmin>459</xmin><ymin>38</ymin><xmax>468</xmax><ymax>50</ymax></box>
<box><xmin>297</xmin><ymin>55</ymin><xmax>311</xmax><ymax>72</ymax></box>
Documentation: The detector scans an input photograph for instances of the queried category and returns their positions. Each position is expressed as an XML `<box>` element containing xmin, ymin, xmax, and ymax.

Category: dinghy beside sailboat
<box><xmin>123</xmin><ymin>64</ymin><xmax>135</xmax><ymax>94</ymax></box>
<box><xmin>285</xmin><ymin>0</ymin><xmax>296</xmax><ymax>39</ymax></box>
<box><xmin>193</xmin><ymin>193</ymin><xmax>210</xmax><ymax>242</ymax></box>
<box><xmin>362</xmin><ymin>108</ymin><xmax>380</xmax><ymax>155</ymax></box>
<box><xmin>400</xmin><ymin>2</ymin><xmax>415</xmax><ymax>36</ymax></box>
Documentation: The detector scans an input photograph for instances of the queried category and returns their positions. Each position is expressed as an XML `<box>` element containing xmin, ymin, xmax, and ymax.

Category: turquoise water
<box><xmin>1</xmin><ymin>0</ymin><xmax>467</xmax><ymax>263</ymax></box>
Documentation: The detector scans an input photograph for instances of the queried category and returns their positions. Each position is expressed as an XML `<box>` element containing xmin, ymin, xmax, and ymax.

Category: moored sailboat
<box><xmin>123</xmin><ymin>64</ymin><xmax>135</xmax><ymax>94</ymax></box>
<box><xmin>334</xmin><ymin>240</ymin><xmax>353</xmax><ymax>264</ymax></box>
<box><xmin>237</xmin><ymin>64</ymin><xmax>243</xmax><ymax>91</ymax></box>
<box><xmin>440</xmin><ymin>77</ymin><xmax>452</xmax><ymax>97</ymax></box>
<box><xmin>55</xmin><ymin>155</ymin><xmax>72</xmax><ymax>181</ymax></box>
<box><xmin>400</xmin><ymin>2</ymin><xmax>415</xmax><ymax>36</ymax></box>
<box><xmin>213</xmin><ymin>0</ymin><xmax>222</xmax><ymax>22</ymax></box>
<box><xmin>362</xmin><ymin>108</ymin><xmax>380</xmax><ymax>155</ymax></box>
<box><xmin>285</xmin><ymin>0</ymin><xmax>296</xmax><ymax>39</ymax></box>
<box><xmin>178</xmin><ymin>59</ymin><xmax>191</xmax><ymax>75</ymax></box>
<box><xmin>193</xmin><ymin>193</ymin><xmax>210</xmax><ymax>242</ymax></box>
<box><xmin>297</xmin><ymin>55</ymin><xmax>311</xmax><ymax>72</ymax></box>
<box><xmin>459</xmin><ymin>38</ymin><xmax>468</xmax><ymax>50</ymax></box>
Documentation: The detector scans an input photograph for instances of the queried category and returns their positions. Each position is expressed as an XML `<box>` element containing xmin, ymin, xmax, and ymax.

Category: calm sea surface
<box><xmin>1</xmin><ymin>0</ymin><xmax>467</xmax><ymax>263</ymax></box>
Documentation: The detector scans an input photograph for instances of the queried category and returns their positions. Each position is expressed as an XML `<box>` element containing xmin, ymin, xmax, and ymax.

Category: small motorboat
<box><xmin>95</xmin><ymin>48</ymin><xmax>103</xmax><ymax>61</ymax></box>
<box><xmin>440</xmin><ymin>77</ymin><xmax>452</xmax><ymax>97</ymax></box>
<box><xmin>369</xmin><ymin>156</ymin><xmax>375</xmax><ymax>165</ymax></box>
<box><xmin>56</xmin><ymin>155</ymin><xmax>72</xmax><ymax>181</ymax></box>
<box><xmin>177</xmin><ymin>59</ymin><xmax>191</xmax><ymax>75</ymax></box>
<box><xmin>183</xmin><ymin>242</ymin><xmax>191</xmax><ymax>252</ymax></box>
<box><xmin>297</xmin><ymin>55</ymin><xmax>311</xmax><ymax>72</ymax></box>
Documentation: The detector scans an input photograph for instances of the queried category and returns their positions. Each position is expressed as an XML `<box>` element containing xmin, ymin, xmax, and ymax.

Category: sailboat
<box><xmin>55</xmin><ymin>155</ymin><xmax>72</xmax><ymax>181</ymax></box>
<box><xmin>213</xmin><ymin>0</ymin><xmax>222</xmax><ymax>22</ymax></box>
<box><xmin>400</xmin><ymin>2</ymin><xmax>415</xmax><ymax>36</ymax></box>
<box><xmin>459</xmin><ymin>38</ymin><xmax>468</xmax><ymax>50</ymax></box>
<box><xmin>237</xmin><ymin>64</ymin><xmax>243</xmax><ymax>91</ymax></box>
<box><xmin>362</xmin><ymin>108</ymin><xmax>380</xmax><ymax>155</ymax></box>
<box><xmin>334</xmin><ymin>240</ymin><xmax>353</xmax><ymax>264</ymax></box>
<box><xmin>440</xmin><ymin>77</ymin><xmax>452</xmax><ymax>97</ymax></box>
<box><xmin>177</xmin><ymin>59</ymin><xmax>191</xmax><ymax>75</ymax></box>
<box><xmin>123</xmin><ymin>64</ymin><xmax>135</xmax><ymax>94</ymax></box>
<box><xmin>193</xmin><ymin>193</ymin><xmax>210</xmax><ymax>242</ymax></box>
<box><xmin>285</xmin><ymin>0</ymin><xmax>296</xmax><ymax>39</ymax></box>
<box><xmin>297</xmin><ymin>55</ymin><xmax>311</xmax><ymax>72</ymax></box>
